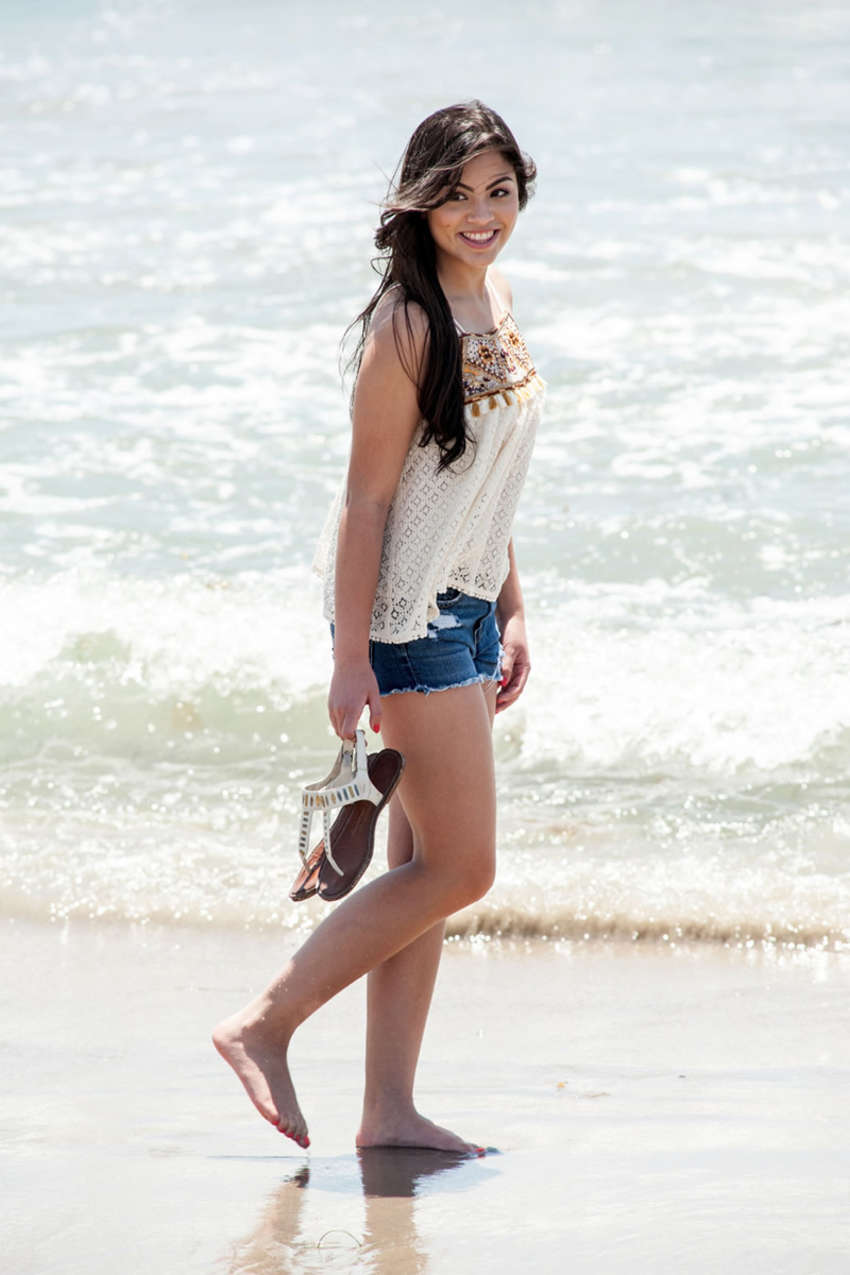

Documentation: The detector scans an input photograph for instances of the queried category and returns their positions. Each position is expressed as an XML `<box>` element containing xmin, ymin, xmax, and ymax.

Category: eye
<box><xmin>446</xmin><ymin>190</ymin><xmax>467</xmax><ymax>202</ymax></box>
<box><xmin>490</xmin><ymin>186</ymin><xmax>511</xmax><ymax>198</ymax></box>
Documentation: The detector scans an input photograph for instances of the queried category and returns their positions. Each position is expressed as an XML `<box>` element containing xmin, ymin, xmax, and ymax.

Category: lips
<box><xmin>460</xmin><ymin>230</ymin><xmax>498</xmax><ymax>246</ymax></box>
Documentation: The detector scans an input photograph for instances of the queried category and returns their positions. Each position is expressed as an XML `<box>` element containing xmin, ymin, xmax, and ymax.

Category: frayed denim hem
<box><xmin>380</xmin><ymin>669</ymin><xmax>501</xmax><ymax>698</ymax></box>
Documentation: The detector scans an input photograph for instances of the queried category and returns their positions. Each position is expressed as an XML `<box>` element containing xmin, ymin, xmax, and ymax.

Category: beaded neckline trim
<box><xmin>461</xmin><ymin>311</ymin><xmax>542</xmax><ymax>412</ymax></box>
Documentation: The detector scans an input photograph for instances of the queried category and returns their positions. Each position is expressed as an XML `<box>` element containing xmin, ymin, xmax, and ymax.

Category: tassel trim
<box><xmin>465</xmin><ymin>371</ymin><xmax>544</xmax><ymax>417</ymax></box>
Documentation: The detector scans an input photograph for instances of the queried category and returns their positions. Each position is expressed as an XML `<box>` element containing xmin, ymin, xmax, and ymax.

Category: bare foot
<box><xmin>356</xmin><ymin>1108</ymin><xmax>483</xmax><ymax>1155</ymax></box>
<box><xmin>212</xmin><ymin>1013</ymin><xmax>310</xmax><ymax>1149</ymax></box>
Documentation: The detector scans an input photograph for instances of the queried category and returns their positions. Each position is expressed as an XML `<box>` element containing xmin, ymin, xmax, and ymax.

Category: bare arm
<box><xmin>487</xmin><ymin>269</ymin><xmax>530</xmax><ymax>713</ymax></box>
<box><xmin>495</xmin><ymin>538</ymin><xmax>531</xmax><ymax>714</ymax></box>
<box><xmin>328</xmin><ymin>300</ymin><xmax>427</xmax><ymax>739</ymax></box>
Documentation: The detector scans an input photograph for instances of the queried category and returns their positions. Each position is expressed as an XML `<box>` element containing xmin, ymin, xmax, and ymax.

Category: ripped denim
<box><xmin>357</xmin><ymin>588</ymin><xmax>503</xmax><ymax>697</ymax></box>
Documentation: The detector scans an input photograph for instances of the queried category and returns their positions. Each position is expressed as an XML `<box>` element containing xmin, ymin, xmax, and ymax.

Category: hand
<box><xmin>328</xmin><ymin>658</ymin><xmax>382</xmax><ymax>739</ymax></box>
<box><xmin>495</xmin><ymin>614</ymin><xmax>530</xmax><ymax>714</ymax></box>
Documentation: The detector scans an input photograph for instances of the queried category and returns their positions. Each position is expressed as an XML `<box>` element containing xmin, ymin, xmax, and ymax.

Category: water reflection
<box><xmin>358</xmin><ymin>1145</ymin><xmax>475</xmax><ymax>1197</ymax></box>
<box><xmin>226</xmin><ymin>1149</ymin><xmax>483</xmax><ymax>1273</ymax></box>
<box><xmin>357</xmin><ymin>1148</ymin><xmax>476</xmax><ymax>1275</ymax></box>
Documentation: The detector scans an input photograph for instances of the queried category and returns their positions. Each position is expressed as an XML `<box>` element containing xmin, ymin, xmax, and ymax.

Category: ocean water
<box><xmin>2</xmin><ymin>0</ymin><xmax>849</xmax><ymax>948</ymax></box>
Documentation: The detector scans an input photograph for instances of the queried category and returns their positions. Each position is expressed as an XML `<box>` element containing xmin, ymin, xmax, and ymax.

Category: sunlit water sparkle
<box><xmin>1</xmin><ymin>0</ymin><xmax>849</xmax><ymax>946</ymax></box>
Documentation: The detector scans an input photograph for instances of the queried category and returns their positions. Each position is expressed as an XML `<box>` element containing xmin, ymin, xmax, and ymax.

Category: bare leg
<box><xmin>213</xmin><ymin>682</ymin><xmax>497</xmax><ymax>1148</ymax></box>
<box><xmin>358</xmin><ymin>681</ymin><xmax>498</xmax><ymax>1152</ymax></box>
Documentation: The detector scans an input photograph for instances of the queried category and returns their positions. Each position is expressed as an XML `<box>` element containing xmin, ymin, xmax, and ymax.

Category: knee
<box><xmin>444</xmin><ymin>846</ymin><xmax>496</xmax><ymax>912</ymax></box>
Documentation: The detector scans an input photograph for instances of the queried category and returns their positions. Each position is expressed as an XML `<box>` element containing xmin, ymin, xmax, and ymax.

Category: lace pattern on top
<box><xmin>313</xmin><ymin>311</ymin><xmax>544</xmax><ymax>644</ymax></box>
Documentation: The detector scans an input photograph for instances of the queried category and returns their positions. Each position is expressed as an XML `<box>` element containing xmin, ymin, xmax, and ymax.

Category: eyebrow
<box><xmin>452</xmin><ymin>173</ymin><xmax>515</xmax><ymax>191</ymax></box>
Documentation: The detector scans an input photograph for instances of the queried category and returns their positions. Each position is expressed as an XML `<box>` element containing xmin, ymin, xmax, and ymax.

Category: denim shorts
<box><xmin>333</xmin><ymin>589</ymin><xmax>503</xmax><ymax>697</ymax></box>
<box><xmin>374</xmin><ymin>589</ymin><xmax>502</xmax><ymax>698</ymax></box>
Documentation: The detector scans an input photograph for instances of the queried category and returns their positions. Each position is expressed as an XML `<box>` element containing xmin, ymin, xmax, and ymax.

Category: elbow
<box><xmin>342</xmin><ymin>491</ymin><xmax>392</xmax><ymax>523</ymax></box>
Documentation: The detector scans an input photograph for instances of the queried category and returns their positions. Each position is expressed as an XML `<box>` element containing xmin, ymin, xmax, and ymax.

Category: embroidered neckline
<box><xmin>460</xmin><ymin>311</ymin><xmax>541</xmax><ymax>411</ymax></box>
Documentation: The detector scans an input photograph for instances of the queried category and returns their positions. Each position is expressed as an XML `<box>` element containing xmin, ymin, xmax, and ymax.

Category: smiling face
<box><xmin>425</xmin><ymin>148</ymin><xmax>519</xmax><ymax>270</ymax></box>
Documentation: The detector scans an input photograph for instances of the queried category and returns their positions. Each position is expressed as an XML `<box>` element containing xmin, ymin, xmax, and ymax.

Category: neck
<box><xmin>434</xmin><ymin>256</ymin><xmax>489</xmax><ymax>304</ymax></box>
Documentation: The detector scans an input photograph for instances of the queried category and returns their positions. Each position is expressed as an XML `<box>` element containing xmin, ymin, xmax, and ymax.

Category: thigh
<box><xmin>378</xmin><ymin>682</ymin><xmax>496</xmax><ymax>874</ymax></box>
<box><xmin>385</xmin><ymin>678</ymin><xmax>499</xmax><ymax>868</ymax></box>
<box><xmin>386</xmin><ymin>796</ymin><xmax>415</xmax><ymax>869</ymax></box>
<box><xmin>482</xmin><ymin>677</ymin><xmax>498</xmax><ymax>727</ymax></box>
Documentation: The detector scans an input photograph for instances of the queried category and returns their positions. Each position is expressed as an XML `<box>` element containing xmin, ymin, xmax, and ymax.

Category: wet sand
<box><xmin>2</xmin><ymin>917</ymin><xmax>849</xmax><ymax>1273</ymax></box>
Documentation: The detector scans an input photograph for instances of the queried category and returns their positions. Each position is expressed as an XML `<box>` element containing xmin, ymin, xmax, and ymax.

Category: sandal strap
<box><xmin>301</xmin><ymin>781</ymin><xmax>366</xmax><ymax>811</ymax></box>
<box><xmin>324</xmin><ymin>807</ymin><xmax>342</xmax><ymax>876</ymax></box>
<box><xmin>296</xmin><ymin>729</ymin><xmax>383</xmax><ymax>876</ymax></box>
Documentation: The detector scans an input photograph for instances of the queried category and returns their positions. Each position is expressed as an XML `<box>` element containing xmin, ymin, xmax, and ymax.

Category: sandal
<box><xmin>288</xmin><ymin>750</ymin><xmax>400</xmax><ymax>902</ymax></box>
<box><xmin>291</xmin><ymin>731</ymin><xmax>404</xmax><ymax>904</ymax></box>
<box><xmin>289</xmin><ymin>780</ymin><xmax>374</xmax><ymax>902</ymax></box>
<box><xmin>288</xmin><ymin>833</ymin><xmax>327</xmax><ymax>902</ymax></box>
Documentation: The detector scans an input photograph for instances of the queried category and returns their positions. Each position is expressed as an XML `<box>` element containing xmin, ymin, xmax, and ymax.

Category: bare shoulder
<box><xmin>488</xmin><ymin>266</ymin><xmax>514</xmax><ymax>314</ymax></box>
<box><xmin>349</xmin><ymin>290</ymin><xmax>427</xmax><ymax>501</ymax></box>
<box><xmin>368</xmin><ymin>288</ymin><xmax>429</xmax><ymax>366</ymax></box>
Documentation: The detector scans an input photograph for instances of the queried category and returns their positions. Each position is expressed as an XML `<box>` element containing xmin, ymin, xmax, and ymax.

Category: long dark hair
<box><xmin>345</xmin><ymin>101</ymin><xmax>536</xmax><ymax>470</ymax></box>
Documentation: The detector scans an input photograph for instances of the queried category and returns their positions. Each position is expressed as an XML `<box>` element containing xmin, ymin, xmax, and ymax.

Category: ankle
<box><xmin>230</xmin><ymin>996</ymin><xmax>298</xmax><ymax>1044</ymax></box>
<box><xmin>361</xmin><ymin>1089</ymin><xmax>415</xmax><ymax>1121</ymax></box>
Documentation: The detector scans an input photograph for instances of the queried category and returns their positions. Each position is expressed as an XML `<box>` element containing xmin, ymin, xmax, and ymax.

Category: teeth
<box><xmin>462</xmin><ymin>231</ymin><xmax>496</xmax><ymax>242</ymax></box>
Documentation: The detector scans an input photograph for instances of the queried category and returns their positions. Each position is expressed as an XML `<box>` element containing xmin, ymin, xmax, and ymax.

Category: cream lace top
<box><xmin>313</xmin><ymin>304</ymin><xmax>544</xmax><ymax>643</ymax></box>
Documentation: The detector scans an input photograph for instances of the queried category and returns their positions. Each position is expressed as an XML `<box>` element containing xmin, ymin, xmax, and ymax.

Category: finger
<box><xmin>498</xmin><ymin>662</ymin><xmax>519</xmax><ymax>692</ymax></box>
<box><xmin>495</xmin><ymin>679</ymin><xmax>514</xmax><ymax>706</ymax></box>
<box><xmin>496</xmin><ymin>688</ymin><xmax>519</xmax><ymax>713</ymax></box>
<box><xmin>495</xmin><ymin>666</ymin><xmax>528</xmax><ymax>712</ymax></box>
<box><xmin>329</xmin><ymin>693</ymin><xmax>349</xmax><ymax>739</ymax></box>
<box><xmin>509</xmin><ymin>671</ymin><xmax>529</xmax><ymax>701</ymax></box>
<box><xmin>497</xmin><ymin>677</ymin><xmax>519</xmax><ymax>702</ymax></box>
<box><xmin>368</xmin><ymin>686</ymin><xmax>382</xmax><ymax>734</ymax></box>
<box><xmin>337</xmin><ymin>705</ymin><xmax>359</xmax><ymax>740</ymax></box>
<box><xmin>332</xmin><ymin>708</ymin><xmax>351</xmax><ymax>740</ymax></box>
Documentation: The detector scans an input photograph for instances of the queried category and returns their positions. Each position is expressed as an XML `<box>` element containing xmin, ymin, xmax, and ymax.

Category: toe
<box><xmin>278</xmin><ymin>1119</ymin><xmax>309</xmax><ymax>1149</ymax></box>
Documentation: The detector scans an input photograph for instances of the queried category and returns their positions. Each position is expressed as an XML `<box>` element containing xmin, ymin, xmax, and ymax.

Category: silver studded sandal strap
<box><xmin>324</xmin><ymin>806</ymin><xmax>343</xmax><ymax>876</ymax></box>
<box><xmin>352</xmin><ymin>728</ymin><xmax>383</xmax><ymax>805</ymax></box>
<box><xmin>296</xmin><ymin>806</ymin><xmax>312</xmax><ymax>866</ymax></box>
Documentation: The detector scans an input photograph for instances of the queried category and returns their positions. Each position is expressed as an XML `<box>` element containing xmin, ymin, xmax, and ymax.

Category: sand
<box><xmin>2</xmin><ymin>917</ymin><xmax>849</xmax><ymax>1274</ymax></box>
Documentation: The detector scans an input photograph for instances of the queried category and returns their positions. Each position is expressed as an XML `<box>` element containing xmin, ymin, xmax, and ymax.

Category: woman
<box><xmin>214</xmin><ymin>101</ymin><xmax>544</xmax><ymax>1154</ymax></box>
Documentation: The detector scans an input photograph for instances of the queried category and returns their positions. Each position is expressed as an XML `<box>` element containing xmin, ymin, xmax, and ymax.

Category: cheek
<box><xmin>426</xmin><ymin>212</ymin><xmax>445</xmax><ymax>241</ymax></box>
<box><xmin>429</xmin><ymin>213</ymin><xmax>456</xmax><ymax>241</ymax></box>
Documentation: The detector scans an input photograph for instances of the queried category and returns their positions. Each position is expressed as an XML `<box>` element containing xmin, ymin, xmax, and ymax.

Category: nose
<box><xmin>465</xmin><ymin>196</ymin><xmax>492</xmax><ymax>223</ymax></box>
